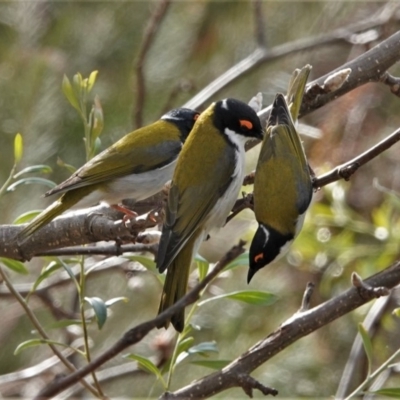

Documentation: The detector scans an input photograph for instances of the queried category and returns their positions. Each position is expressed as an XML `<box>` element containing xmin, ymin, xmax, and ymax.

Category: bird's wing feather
<box><xmin>46</xmin><ymin>121</ymin><xmax>181</xmax><ymax>197</ymax></box>
<box><xmin>256</xmin><ymin>124</ymin><xmax>312</xmax><ymax>225</ymax></box>
<box><xmin>157</xmin><ymin>144</ymin><xmax>236</xmax><ymax>272</ymax></box>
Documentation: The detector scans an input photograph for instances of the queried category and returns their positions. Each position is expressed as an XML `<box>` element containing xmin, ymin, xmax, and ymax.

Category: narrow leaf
<box><xmin>13</xmin><ymin>210</ymin><xmax>42</xmax><ymax>225</ymax></box>
<box><xmin>46</xmin><ymin>319</ymin><xmax>84</xmax><ymax>330</ymax></box>
<box><xmin>187</xmin><ymin>341</ymin><xmax>218</xmax><ymax>357</ymax></box>
<box><xmin>358</xmin><ymin>322</ymin><xmax>373</xmax><ymax>376</ymax></box>
<box><xmin>190</xmin><ymin>360</ymin><xmax>231</xmax><ymax>370</ymax></box>
<box><xmin>14</xmin><ymin>133</ymin><xmax>23</xmax><ymax>164</ymax></box>
<box><xmin>30</xmin><ymin>261</ymin><xmax>62</xmax><ymax>293</ymax></box>
<box><xmin>14</xmin><ymin>338</ymin><xmax>79</xmax><ymax>355</ymax></box>
<box><xmin>127</xmin><ymin>255</ymin><xmax>157</xmax><ymax>272</ymax></box>
<box><xmin>0</xmin><ymin>257</ymin><xmax>28</xmax><ymax>275</ymax></box>
<box><xmin>14</xmin><ymin>165</ymin><xmax>52</xmax><ymax>178</ymax></box>
<box><xmin>176</xmin><ymin>336</ymin><xmax>195</xmax><ymax>356</ymax></box>
<box><xmin>85</xmin><ymin>296</ymin><xmax>107</xmax><ymax>329</ymax></box>
<box><xmin>224</xmin><ymin>252</ymin><xmax>249</xmax><ymax>271</ymax></box>
<box><xmin>90</xmin><ymin>95</ymin><xmax>104</xmax><ymax>142</ymax></box>
<box><xmin>57</xmin><ymin>157</ymin><xmax>76</xmax><ymax>174</ymax></box>
<box><xmin>198</xmin><ymin>290</ymin><xmax>278</xmax><ymax>307</ymax></box>
<box><xmin>105</xmin><ymin>297</ymin><xmax>128</xmax><ymax>308</ymax></box>
<box><xmin>392</xmin><ymin>308</ymin><xmax>400</xmax><ymax>318</ymax></box>
<box><xmin>369</xmin><ymin>388</ymin><xmax>400</xmax><ymax>398</ymax></box>
<box><xmin>87</xmin><ymin>70</ymin><xmax>98</xmax><ymax>92</ymax></box>
<box><xmin>6</xmin><ymin>177</ymin><xmax>56</xmax><ymax>192</ymax></box>
<box><xmin>72</xmin><ymin>72</ymin><xmax>83</xmax><ymax>97</ymax></box>
<box><xmin>124</xmin><ymin>353</ymin><xmax>165</xmax><ymax>385</ymax></box>
<box><xmin>195</xmin><ymin>255</ymin><xmax>209</xmax><ymax>281</ymax></box>
<box><xmin>62</xmin><ymin>74</ymin><xmax>80</xmax><ymax>111</ymax></box>
<box><xmin>58</xmin><ymin>259</ymin><xmax>79</xmax><ymax>291</ymax></box>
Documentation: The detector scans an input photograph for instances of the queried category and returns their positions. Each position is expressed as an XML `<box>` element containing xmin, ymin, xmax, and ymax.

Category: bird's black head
<box><xmin>213</xmin><ymin>98</ymin><xmax>264</xmax><ymax>142</ymax></box>
<box><xmin>248</xmin><ymin>223</ymin><xmax>294</xmax><ymax>283</ymax></box>
<box><xmin>162</xmin><ymin>108</ymin><xmax>200</xmax><ymax>142</ymax></box>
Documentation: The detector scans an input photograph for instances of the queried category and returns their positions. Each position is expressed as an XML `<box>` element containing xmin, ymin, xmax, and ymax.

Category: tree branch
<box><xmin>33</xmin><ymin>241</ymin><xmax>246</xmax><ymax>399</ymax></box>
<box><xmin>183</xmin><ymin>2</ymin><xmax>400</xmax><ymax>111</ymax></box>
<box><xmin>133</xmin><ymin>0</ymin><xmax>172</xmax><ymax>128</ymax></box>
<box><xmin>160</xmin><ymin>261</ymin><xmax>400</xmax><ymax>399</ymax></box>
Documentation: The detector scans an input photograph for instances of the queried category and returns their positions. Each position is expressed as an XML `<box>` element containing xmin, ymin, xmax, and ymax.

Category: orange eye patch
<box><xmin>254</xmin><ymin>253</ymin><xmax>264</xmax><ymax>263</ymax></box>
<box><xmin>194</xmin><ymin>113</ymin><xmax>200</xmax><ymax>121</ymax></box>
<box><xmin>240</xmin><ymin>119</ymin><xmax>253</xmax><ymax>130</ymax></box>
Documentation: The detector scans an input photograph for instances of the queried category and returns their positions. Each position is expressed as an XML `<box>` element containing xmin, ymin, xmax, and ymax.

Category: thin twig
<box><xmin>183</xmin><ymin>2</ymin><xmax>400</xmax><ymax>111</ymax></box>
<box><xmin>159</xmin><ymin>262</ymin><xmax>400</xmax><ymax>399</ymax></box>
<box><xmin>0</xmin><ymin>267</ymin><xmax>100</xmax><ymax>397</ymax></box>
<box><xmin>134</xmin><ymin>0</ymin><xmax>172</xmax><ymax>128</ymax></box>
<box><xmin>253</xmin><ymin>0</ymin><xmax>267</xmax><ymax>48</ymax></box>
<box><xmin>313</xmin><ymin>127</ymin><xmax>400</xmax><ymax>188</ymax></box>
<box><xmin>34</xmin><ymin>241</ymin><xmax>246</xmax><ymax>399</ymax></box>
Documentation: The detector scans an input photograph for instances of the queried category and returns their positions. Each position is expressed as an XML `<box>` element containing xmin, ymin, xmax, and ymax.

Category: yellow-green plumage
<box><xmin>157</xmin><ymin>232</ymin><xmax>200</xmax><ymax>331</ymax></box>
<box><xmin>157</xmin><ymin>98</ymin><xmax>264</xmax><ymax>331</ymax></box>
<box><xmin>17</xmin><ymin>108</ymin><xmax>199</xmax><ymax>243</ymax></box>
<box><xmin>249</xmin><ymin>66</ymin><xmax>313</xmax><ymax>281</ymax></box>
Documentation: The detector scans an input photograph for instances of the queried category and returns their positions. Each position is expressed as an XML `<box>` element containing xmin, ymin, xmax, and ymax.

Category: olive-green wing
<box><xmin>46</xmin><ymin>121</ymin><xmax>181</xmax><ymax>196</ymax></box>
<box><xmin>255</xmin><ymin>95</ymin><xmax>312</xmax><ymax>232</ymax></box>
<box><xmin>157</xmin><ymin>145</ymin><xmax>236</xmax><ymax>273</ymax></box>
<box><xmin>286</xmin><ymin>65</ymin><xmax>311</xmax><ymax>122</ymax></box>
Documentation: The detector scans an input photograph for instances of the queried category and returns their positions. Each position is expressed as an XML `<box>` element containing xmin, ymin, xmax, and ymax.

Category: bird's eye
<box><xmin>254</xmin><ymin>253</ymin><xmax>264</xmax><ymax>262</ymax></box>
<box><xmin>240</xmin><ymin>119</ymin><xmax>253</xmax><ymax>130</ymax></box>
<box><xmin>194</xmin><ymin>113</ymin><xmax>200</xmax><ymax>121</ymax></box>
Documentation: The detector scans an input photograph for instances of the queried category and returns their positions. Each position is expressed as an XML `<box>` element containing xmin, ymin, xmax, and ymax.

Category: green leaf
<box><xmin>127</xmin><ymin>255</ymin><xmax>157</xmax><ymax>272</ymax></box>
<box><xmin>392</xmin><ymin>308</ymin><xmax>400</xmax><ymax>318</ymax></box>
<box><xmin>72</xmin><ymin>72</ymin><xmax>83</xmax><ymax>97</ymax></box>
<box><xmin>62</xmin><ymin>74</ymin><xmax>80</xmax><ymax>111</ymax></box>
<box><xmin>224</xmin><ymin>252</ymin><xmax>249</xmax><ymax>271</ymax></box>
<box><xmin>176</xmin><ymin>336</ymin><xmax>195</xmax><ymax>356</ymax></box>
<box><xmin>195</xmin><ymin>254</ymin><xmax>209</xmax><ymax>281</ymax></box>
<box><xmin>14</xmin><ymin>339</ymin><xmax>50</xmax><ymax>355</ymax></box>
<box><xmin>13</xmin><ymin>165</ymin><xmax>52</xmax><ymax>178</ymax></box>
<box><xmin>198</xmin><ymin>290</ymin><xmax>278</xmax><ymax>307</ymax></box>
<box><xmin>105</xmin><ymin>297</ymin><xmax>128</xmax><ymax>308</ymax></box>
<box><xmin>90</xmin><ymin>95</ymin><xmax>104</xmax><ymax>143</ymax></box>
<box><xmin>358</xmin><ymin>322</ymin><xmax>373</xmax><ymax>376</ymax></box>
<box><xmin>6</xmin><ymin>177</ymin><xmax>56</xmax><ymax>192</ymax></box>
<box><xmin>14</xmin><ymin>338</ymin><xmax>80</xmax><ymax>355</ymax></box>
<box><xmin>124</xmin><ymin>353</ymin><xmax>166</xmax><ymax>386</ymax></box>
<box><xmin>190</xmin><ymin>359</ymin><xmax>231</xmax><ymax>370</ymax></box>
<box><xmin>46</xmin><ymin>319</ymin><xmax>84</xmax><ymax>330</ymax></box>
<box><xmin>369</xmin><ymin>388</ymin><xmax>400</xmax><ymax>398</ymax></box>
<box><xmin>30</xmin><ymin>261</ymin><xmax>62</xmax><ymax>293</ymax></box>
<box><xmin>57</xmin><ymin>157</ymin><xmax>77</xmax><ymax>174</ymax></box>
<box><xmin>14</xmin><ymin>133</ymin><xmax>23</xmax><ymax>164</ymax></box>
<box><xmin>187</xmin><ymin>341</ymin><xmax>218</xmax><ymax>357</ymax></box>
<box><xmin>58</xmin><ymin>258</ymin><xmax>79</xmax><ymax>291</ymax></box>
<box><xmin>0</xmin><ymin>257</ymin><xmax>28</xmax><ymax>275</ymax></box>
<box><xmin>85</xmin><ymin>296</ymin><xmax>107</xmax><ymax>329</ymax></box>
<box><xmin>13</xmin><ymin>210</ymin><xmax>42</xmax><ymax>224</ymax></box>
<box><xmin>87</xmin><ymin>70</ymin><xmax>98</xmax><ymax>92</ymax></box>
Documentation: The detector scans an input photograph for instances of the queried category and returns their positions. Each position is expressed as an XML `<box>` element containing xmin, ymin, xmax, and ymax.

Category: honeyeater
<box><xmin>157</xmin><ymin>98</ymin><xmax>263</xmax><ymax>332</ymax></box>
<box><xmin>248</xmin><ymin>65</ymin><xmax>313</xmax><ymax>282</ymax></box>
<box><xmin>18</xmin><ymin>108</ymin><xmax>199</xmax><ymax>242</ymax></box>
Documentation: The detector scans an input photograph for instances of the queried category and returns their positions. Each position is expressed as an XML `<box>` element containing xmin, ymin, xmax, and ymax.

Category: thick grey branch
<box><xmin>160</xmin><ymin>261</ymin><xmax>400</xmax><ymax>399</ymax></box>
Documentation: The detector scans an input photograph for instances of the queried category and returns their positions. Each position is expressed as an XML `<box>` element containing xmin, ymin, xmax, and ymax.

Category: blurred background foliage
<box><xmin>1</xmin><ymin>1</ymin><xmax>400</xmax><ymax>398</ymax></box>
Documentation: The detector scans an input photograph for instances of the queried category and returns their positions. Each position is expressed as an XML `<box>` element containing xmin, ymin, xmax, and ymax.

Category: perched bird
<box><xmin>18</xmin><ymin>108</ymin><xmax>199</xmax><ymax>242</ymax></box>
<box><xmin>248</xmin><ymin>69</ymin><xmax>313</xmax><ymax>282</ymax></box>
<box><xmin>157</xmin><ymin>98</ymin><xmax>263</xmax><ymax>332</ymax></box>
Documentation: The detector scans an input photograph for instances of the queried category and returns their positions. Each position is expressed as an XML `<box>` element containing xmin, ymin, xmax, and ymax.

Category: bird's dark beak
<box><xmin>247</xmin><ymin>268</ymin><xmax>257</xmax><ymax>284</ymax></box>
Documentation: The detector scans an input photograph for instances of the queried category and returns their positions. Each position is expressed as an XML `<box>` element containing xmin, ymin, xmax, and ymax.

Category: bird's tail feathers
<box><xmin>17</xmin><ymin>192</ymin><xmax>79</xmax><ymax>244</ymax></box>
<box><xmin>157</xmin><ymin>234</ymin><xmax>198</xmax><ymax>332</ymax></box>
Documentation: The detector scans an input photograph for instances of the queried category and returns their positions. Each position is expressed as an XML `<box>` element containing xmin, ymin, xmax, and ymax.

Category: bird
<box><xmin>248</xmin><ymin>67</ymin><xmax>313</xmax><ymax>283</ymax></box>
<box><xmin>17</xmin><ymin>107</ymin><xmax>199</xmax><ymax>242</ymax></box>
<box><xmin>156</xmin><ymin>98</ymin><xmax>264</xmax><ymax>332</ymax></box>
